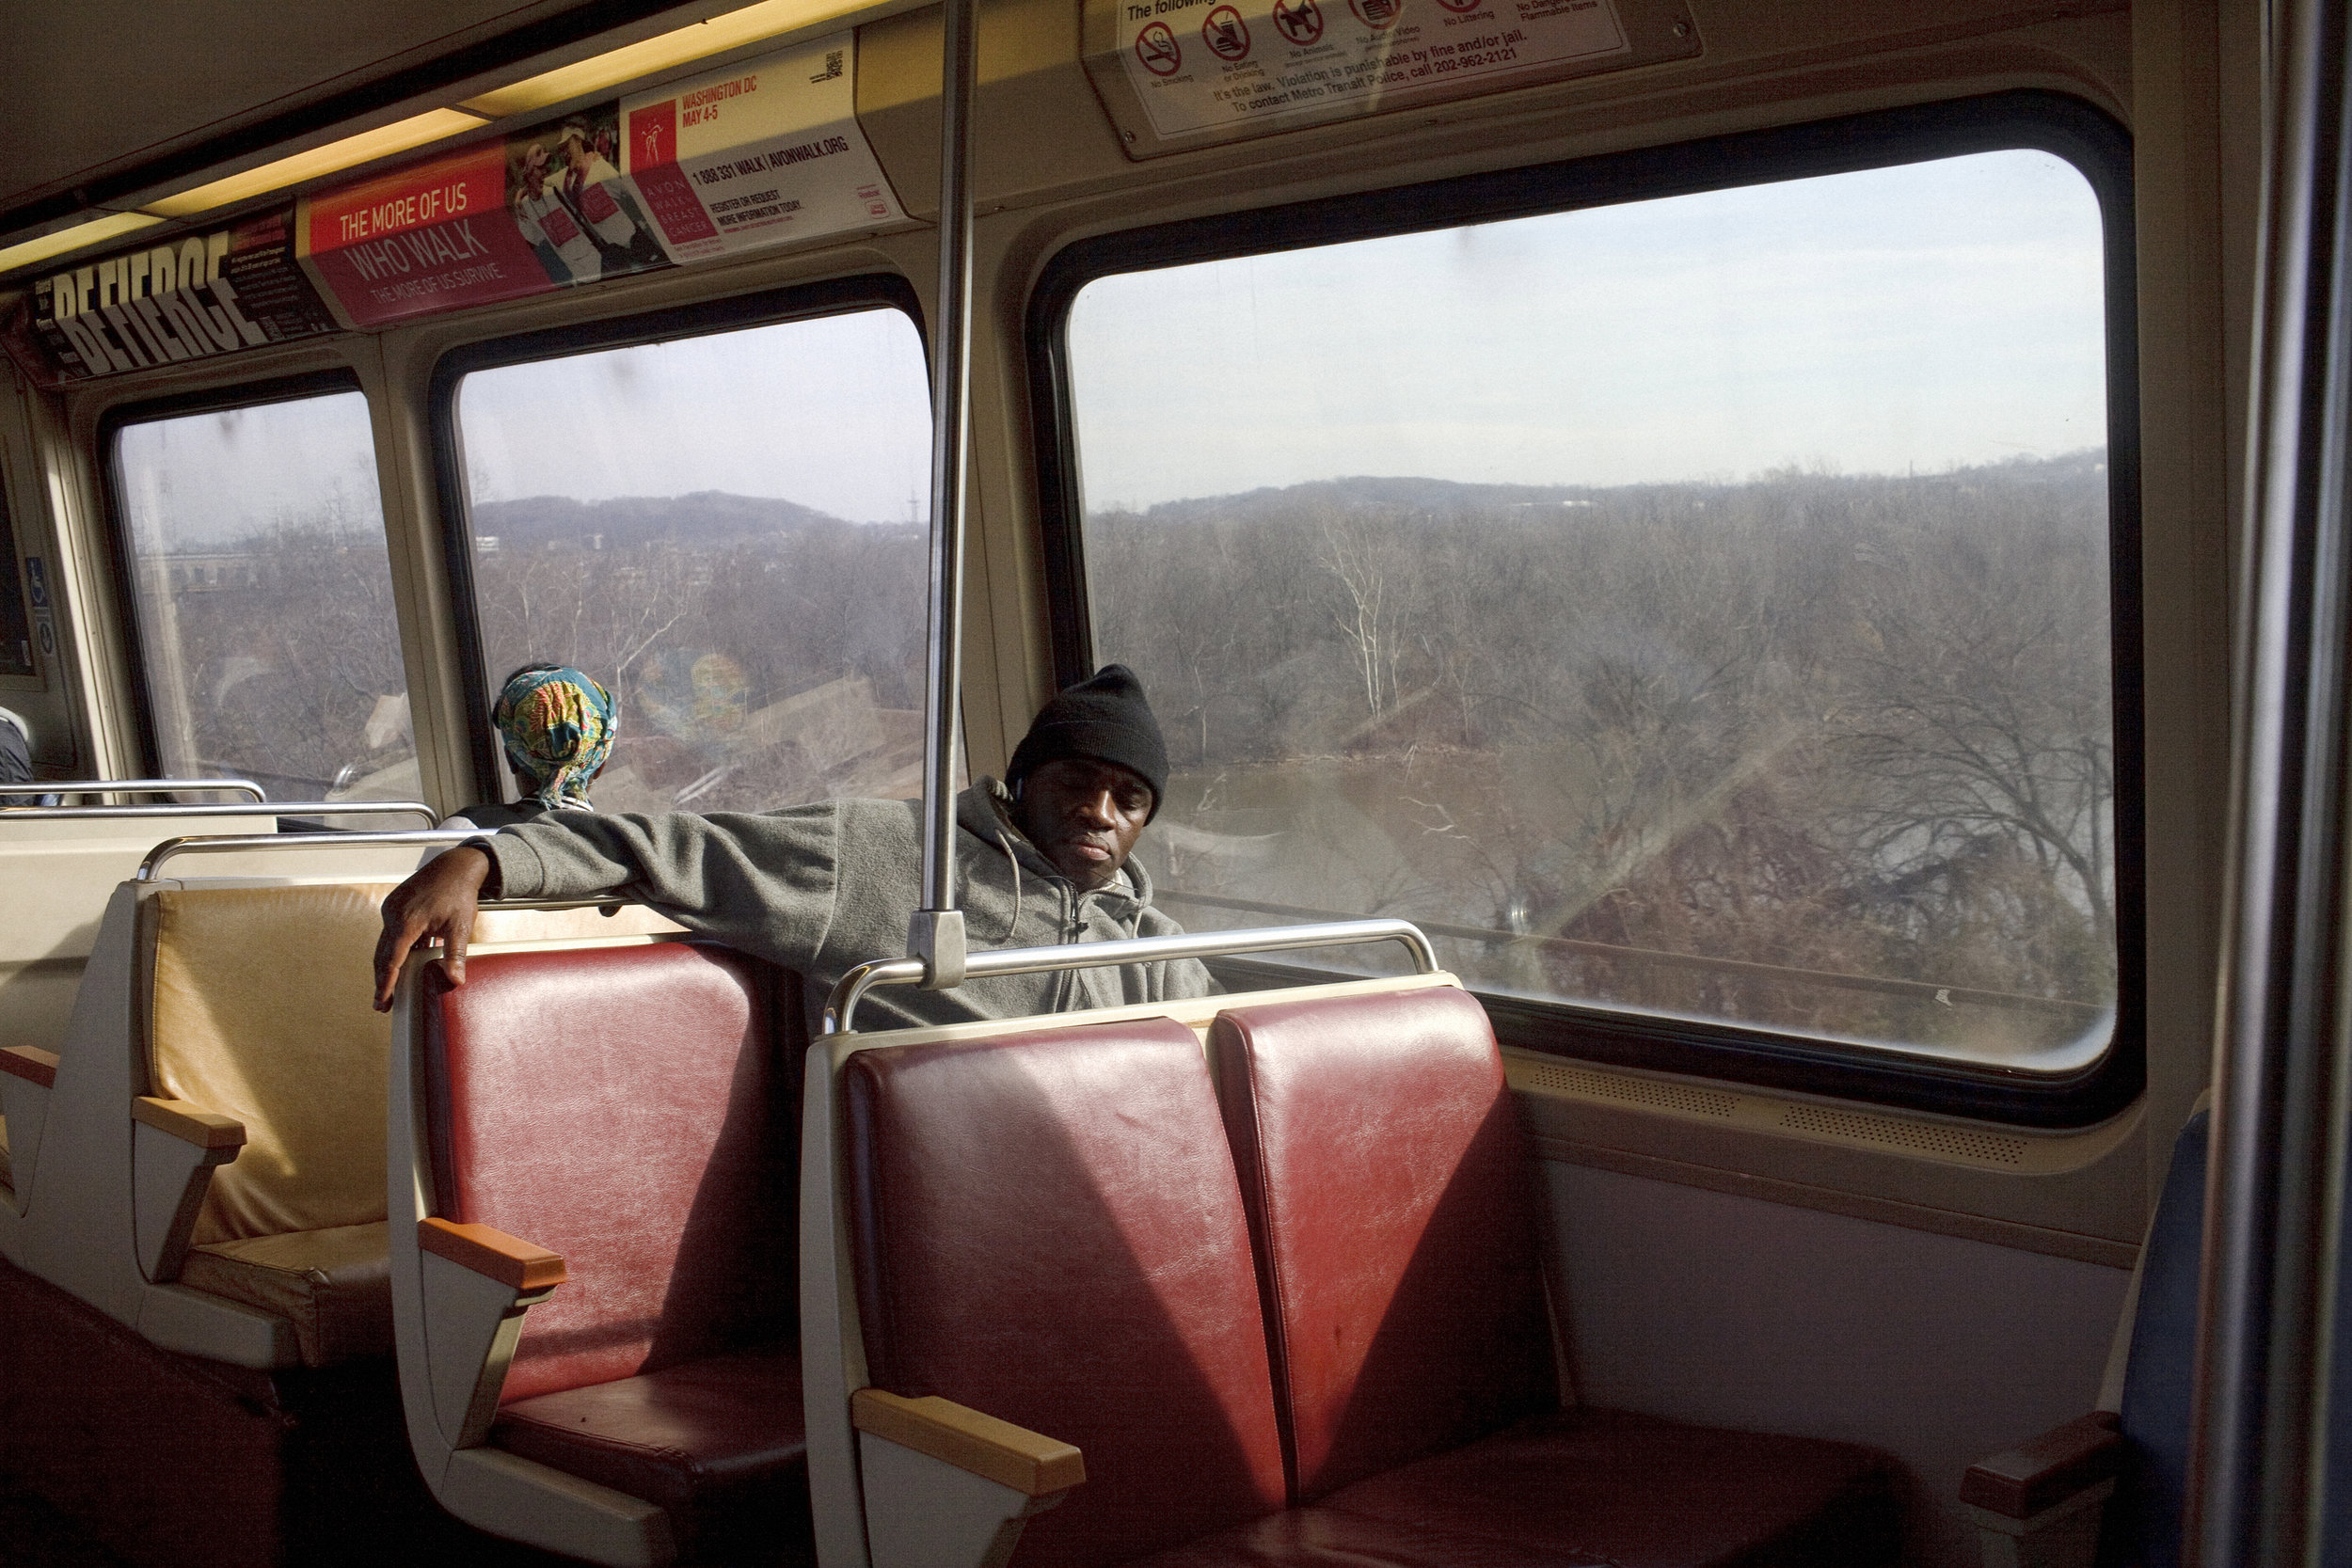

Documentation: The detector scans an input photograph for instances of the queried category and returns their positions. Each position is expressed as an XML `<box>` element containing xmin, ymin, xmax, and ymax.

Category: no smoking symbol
<box><xmin>1272</xmin><ymin>0</ymin><xmax>1324</xmax><ymax>44</ymax></box>
<box><xmin>1202</xmin><ymin>6</ymin><xmax>1250</xmax><ymax>60</ymax></box>
<box><xmin>1135</xmin><ymin>22</ymin><xmax>1182</xmax><ymax>74</ymax></box>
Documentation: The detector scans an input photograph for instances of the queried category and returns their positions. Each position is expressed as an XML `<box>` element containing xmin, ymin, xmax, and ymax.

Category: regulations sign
<box><xmin>619</xmin><ymin>32</ymin><xmax>902</xmax><ymax>264</ymax></box>
<box><xmin>1089</xmin><ymin>0</ymin><xmax>1694</xmax><ymax>151</ymax></box>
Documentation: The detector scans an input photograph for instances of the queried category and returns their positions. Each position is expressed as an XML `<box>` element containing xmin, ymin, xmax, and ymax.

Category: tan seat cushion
<box><xmin>146</xmin><ymin>884</ymin><xmax>398</xmax><ymax>1243</ymax></box>
<box><xmin>1</xmin><ymin>1112</ymin><xmax>10</xmax><ymax>1191</ymax></box>
<box><xmin>178</xmin><ymin>1221</ymin><xmax>391</xmax><ymax>1368</ymax></box>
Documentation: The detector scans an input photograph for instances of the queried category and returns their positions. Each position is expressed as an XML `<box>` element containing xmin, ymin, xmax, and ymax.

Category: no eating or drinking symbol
<box><xmin>1272</xmin><ymin>0</ymin><xmax>1324</xmax><ymax>45</ymax></box>
<box><xmin>1203</xmin><ymin>6</ymin><xmax>1250</xmax><ymax>60</ymax></box>
<box><xmin>1136</xmin><ymin>22</ymin><xmax>1182</xmax><ymax>74</ymax></box>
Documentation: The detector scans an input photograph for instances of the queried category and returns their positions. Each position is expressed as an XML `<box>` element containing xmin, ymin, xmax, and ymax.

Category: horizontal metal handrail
<box><xmin>21</xmin><ymin>800</ymin><xmax>434</xmax><ymax>825</ymax></box>
<box><xmin>138</xmin><ymin>828</ymin><xmax>475</xmax><ymax>880</ymax></box>
<box><xmin>0</xmin><ymin>777</ymin><xmax>266</xmax><ymax>802</ymax></box>
<box><xmin>1157</xmin><ymin>888</ymin><xmax>2106</xmax><ymax>1020</ymax></box>
<box><xmin>823</xmin><ymin>918</ymin><xmax>1438</xmax><ymax>1035</ymax></box>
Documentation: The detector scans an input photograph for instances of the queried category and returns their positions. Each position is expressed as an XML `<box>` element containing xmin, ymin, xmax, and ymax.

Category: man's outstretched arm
<box><xmin>373</xmin><ymin>846</ymin><xmax>492</xmax><ymax>1011</ymax></box>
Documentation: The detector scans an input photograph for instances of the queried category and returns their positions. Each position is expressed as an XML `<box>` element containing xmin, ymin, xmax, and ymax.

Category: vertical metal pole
<box><xmin>2191</xmin><ymin>1</ymin><xmax>2352</xmax><ymax>1562</ymax></box>
<box><xmin>907</xmin><ymin>0</ymin><xmax>977</xmax><ymax>989</ymax></box>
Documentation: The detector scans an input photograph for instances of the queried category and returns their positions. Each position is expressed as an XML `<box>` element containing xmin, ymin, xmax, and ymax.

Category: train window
<box><xmin>111</xmin><ymin>381</ymin><xmax>416</xmax><ymax>800</ymax></box>
<box><xmin>445</xmin><ymin>292</ymin><xmax>933</xmax><ymax>813</ymax></box>
<box><xmin>1042</xmin><ymin>103</ymin><xmax>2139</xmax><ymax>1117</ymax></box>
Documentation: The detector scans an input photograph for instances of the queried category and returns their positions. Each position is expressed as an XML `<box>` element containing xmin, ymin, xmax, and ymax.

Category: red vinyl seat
<box><xmin>844</xmin><ymin>1016</ymin><xmax>1290</xmax><ymax>1568</ymax></box>
<box><xmin>420</xmin><ymin>942</ymin><xmax>808</xmax><ymax>1564</ymax></box>
<box><xmin>1204</xmin><ymin>987</ymin><xmax>1899</xmax><ymax>1568</ymax></box>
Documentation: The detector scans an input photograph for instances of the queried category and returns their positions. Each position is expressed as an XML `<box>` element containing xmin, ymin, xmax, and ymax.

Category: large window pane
<box><xmin>455</xmin><ymin>309</ymin><xmax>934</xmax><ymax>814</ymax></box>
<box><xmin>116</xmin><ymin>390</ymin><xmax>416</xmax><ymax>800</ymax></box>
<box><xmin>1066</xmin><ymin>150</ymin><xmax>2117</xmax><ymax>1070</ymax></box>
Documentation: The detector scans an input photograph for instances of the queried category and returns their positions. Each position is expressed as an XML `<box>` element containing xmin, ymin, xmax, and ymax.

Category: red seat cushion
<box><xmin>491</xmin><ymin>1346</ymin><xmax>810</xmax><ymax>1564</ymax></box>
<box><xmin>845</xmin><ymin>1017</ymin><xmax>1288</xmax><ymax>1568</ymax></box>
<box><xmin>1122</xmin><ymin>1410</ymin><xmax>1897</xmax><ymax>1568</ymax></box>
<box><xmin>1210</xmin><ymin>987</ymin><xmax>1555</xmax><ymax>1498</ymax></box>
<box><xmin>422</xmin><ymin>944</ymin><xmax>796</xmax><ymax>1402</ymax></box>
<box><xmin>1315</xmin><ymin>1408</ymin><xmax>1899</xmax><ymax>1568</ymax></box>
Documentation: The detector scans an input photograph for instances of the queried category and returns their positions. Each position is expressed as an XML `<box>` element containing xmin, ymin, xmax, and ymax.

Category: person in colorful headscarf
<box><xmin>441</xmin><ymin>663</ymin><xmax>617</xmax><ymax>831</ymax></box>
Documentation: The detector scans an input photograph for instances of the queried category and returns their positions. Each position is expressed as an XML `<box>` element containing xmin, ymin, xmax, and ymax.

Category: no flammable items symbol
<box><xmin>1273</xmin><ymin>0</ymin><xmax>1325</xmax><ymax>44</ymax></box>
<box><xmin>1203</xmin><ymin>6</ymin><xmax>1250</xmax><ymax>59</ymax></box>
<box><xmin>1136</xmin><ymin>22</ymin><xmax>1183</xmax><ymax>74</ymax></box>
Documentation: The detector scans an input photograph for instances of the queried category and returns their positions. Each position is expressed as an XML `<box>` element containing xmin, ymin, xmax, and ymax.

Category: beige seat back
<box><xmin>142</xmin><ymin>883</ymin><xmax>398</xmax><ymax>1242</ymax></box>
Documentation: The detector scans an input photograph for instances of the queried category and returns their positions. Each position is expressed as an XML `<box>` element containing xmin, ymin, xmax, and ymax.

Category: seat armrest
<box><xmin>850</xmin><ymin>1387</ymin><xmax>1084</xmax><ymax>1568</ymax></box>
<box><xmin>1963</xmin><ymin>1411</ymin><xmax>2122</xmax><ymax>1519</ymax></box>
<box><xmin>0</xmin><ymin>1046</ymin><xmax>59</xmax><ymax>1087</ymax></box>
<box><xmin>130</xmin><ymin>1097</ymin><xmax>246</xmax><ymax>1281</ymax></box>
<box><xmin>851</xmin><ymin>1387</ymin><xmax>1086</xmax><ymax>1497</ymax></box>
<box><xmin>417</xmin><ymin>1217</ymin><xmax>565</xmax><ymax>1449</ymax></box>
<box><xmin>419</xmin><ymin>1217</ymin><xmax>567</xmax><ymax>1291</ymax></box>
<box><xmin>133</xmin><ymin>1095</ymin><xmax>246</xmax><ymax>1149</ymax></box>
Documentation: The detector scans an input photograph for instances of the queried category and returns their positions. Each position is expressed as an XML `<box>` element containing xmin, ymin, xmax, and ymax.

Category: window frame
<box><xmin>99</xmin><ymin>367</ymin><xmax>375</xmax><ymax>784</ymax></box>
<box><xmin>427</xmin><ymin>274</ymin><xmax>928</xmax><ymax>807</ymax></box>
<box><xmin>1026</xmin><ymin>90</ymin><xmax>2144</xmax><ymax>1128</ymax></box>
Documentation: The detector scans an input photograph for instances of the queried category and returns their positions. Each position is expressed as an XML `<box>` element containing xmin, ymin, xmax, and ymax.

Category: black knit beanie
<box><xmin>1007</xmin><ymin>664</ymin><xmax>1168</xmax><ymax>818</ymax></box>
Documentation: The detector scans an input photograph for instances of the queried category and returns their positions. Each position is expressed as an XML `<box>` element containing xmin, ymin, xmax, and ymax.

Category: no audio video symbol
<box><xmin>1136</xmin><ymin>22</ymin><xmax>1182</xmax><ymax>74</ymax></box>
<box><xmin>1272</xmin><ymin>0</ymin><xmax>1324</xmax><ymax>45</ymax></box>
<box><xmin>1350</xmin><ymin>0</ymin><xmax>1401</xmax><ymax>27</ymax></box>
<box><xmin>1203</xmin><ymin>6</ymin><xmax>1250</xmax><ymax>60</ymax></box>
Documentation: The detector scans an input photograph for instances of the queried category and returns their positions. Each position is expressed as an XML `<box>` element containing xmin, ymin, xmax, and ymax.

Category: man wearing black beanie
<box><xmin>375</xmin><ymin>664</ymin><xmax>1210</xmax><ymax>1030</ymax></box>
<box><xmin>1002</xmin><ymin>664</ymin><xmax>1167</xmax><ymax>892</ymax></box>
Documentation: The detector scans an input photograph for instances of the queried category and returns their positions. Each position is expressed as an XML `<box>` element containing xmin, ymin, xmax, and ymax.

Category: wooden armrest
<box><xmin>418</xmin><ymin>1217</ymin><xmax>566</xmax><ymax>1292</ymax></box>
<box><xmin>0</xmin><ymin>1046</ymin><xmax>59</xmax><ymax>1088</ymax></box>
<box><xmin>852</xmin><ymin>1388</ymin><xmax>1085</xmax><ymax>1497</ymax></box>
<box><xmin>1963</xmin><ymin>1411</ymin><xmax>2122</xmax><ymax>1518</ymax></box>
<box><xmin>132</xmin><ymin>1096</ymin><xmax>246</xmax><ymax>1150</ymax></box>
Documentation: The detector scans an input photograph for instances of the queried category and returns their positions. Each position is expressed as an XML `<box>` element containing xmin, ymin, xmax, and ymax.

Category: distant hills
<box><xmin>462</xmin><ymin>451</ymin><xmax>2110</xmax><ymax>548</ymax></box>
<box><xmin>469</xmin><ymin>490</ymin><xmax>876</xmax><ymax>550</ymax></box>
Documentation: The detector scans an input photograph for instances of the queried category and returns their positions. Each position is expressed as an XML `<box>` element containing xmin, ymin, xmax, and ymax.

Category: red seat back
<box><xmin>845</xmin><ymin>1018</ymin><xmax>1286</xmax><ymax>1568</ymax></box>
<box><xmin>1210</xmin><ymin>986</ymin><xmax>1555</xmax><ymax>1500</ymax></box>
<box><xmin>422</xmin><ymin>943</ymin><xmax>800</xmax><ymax>1402</ymax></box>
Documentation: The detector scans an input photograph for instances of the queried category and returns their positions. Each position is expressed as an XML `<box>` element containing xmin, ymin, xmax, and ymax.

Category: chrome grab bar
<box><xmin>138</xmin><ymin>828</ymin><xmax>474</xmax><ymax>880</ymax></box>
<box><xmin>24</xmin><ymin>799</ymin><xmax>434</xmax><ymax>824</ymax></box>
<box><xmin>823</xmin><ymin>918</ymin><xmax>1438</xmax><ymax>1035</ymax></box>
<box><xmin>0</xmin><ymin>777</ymin><xmax>266</xmax><ymax>802</ymax></box>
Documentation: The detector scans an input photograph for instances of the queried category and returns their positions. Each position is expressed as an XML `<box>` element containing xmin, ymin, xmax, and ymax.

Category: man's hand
<box><xmin>373</xmin><ymin>847</ymin><xmax>492</xmax><ymax>1012</ymax></box>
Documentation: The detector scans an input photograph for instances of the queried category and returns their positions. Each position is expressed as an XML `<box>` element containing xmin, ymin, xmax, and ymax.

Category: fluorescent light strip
<box><xmin>0</xmin><ymin>213</ymin><xmax>166</xmax><ymax>277</ymax></box>
<box><xmin>141</xmin><ymin>108</ymin><xmax>489</xmax><ymax>219</ymax></box>
<box><xmin>460</xmin><ymin>0</ymin><xmax>868</xmax><ymax>118</ymax></box>
<box><xmin>10</xmin><ymin>0</ymin><xmax>876</xmax><ymax>267</ymax></box>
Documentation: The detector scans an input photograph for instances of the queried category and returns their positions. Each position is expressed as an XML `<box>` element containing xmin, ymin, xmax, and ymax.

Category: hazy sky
<box><xmin>1071</xmin><ymin>148</ymin><xmax>2108</xmax><ymax>509</ymax></box>
<box><xmin>113</xmin><ymin>147</ymin><xmax>2107</xmax><ymax>545</ymax></box>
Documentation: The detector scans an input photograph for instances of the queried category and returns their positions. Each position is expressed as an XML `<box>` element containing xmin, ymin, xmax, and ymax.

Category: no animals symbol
<box><xmin>1272</xmin><ymin>0</ymin><xmax>1324</xmax><ymax>45</ymax></box>
<box><xmin>1203</xmin><ymin>6</ymin><xmax>1250</xmax><ymax>60</ymax></box>
<box><xmin>1135</xmin><ymin>22</ymin><xmax>1183</xmax><ymax>74</ymax></box>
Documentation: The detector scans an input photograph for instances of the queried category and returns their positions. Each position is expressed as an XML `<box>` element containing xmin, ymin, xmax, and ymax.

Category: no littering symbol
<box><xmin>1136</xmin><ymin>22</ymin><xmax>1183</xmax><ymax>74</ymax></box>
<box><xmin>1272</xmin><ymin>0</ymin><xmax>1325</xmax><ymax>44</ymax></box>
<box><xmin>1203</xmin><ymin>6</ymin><xmax>1250</xmax><ymax>60</ymax></box>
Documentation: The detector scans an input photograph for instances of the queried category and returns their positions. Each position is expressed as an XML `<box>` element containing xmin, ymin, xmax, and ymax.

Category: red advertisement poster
<box><xmin>297</xmin><ymin>143</ymin><xmax>559</xmax><ymax>327</ymax></box>
<box><xmin>297</xmin><ymin>104</ymin><xmax>676</xmax><ymax>327</ymax></box>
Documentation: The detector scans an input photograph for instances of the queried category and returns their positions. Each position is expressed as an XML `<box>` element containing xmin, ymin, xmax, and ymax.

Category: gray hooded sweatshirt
<box><xmin>479</xmin><ymin>778</ymin><xmax>1213</xmax><ymax>1032</ymax></box>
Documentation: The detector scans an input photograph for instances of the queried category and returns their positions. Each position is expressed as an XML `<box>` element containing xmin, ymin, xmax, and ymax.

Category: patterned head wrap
<box><xmin>493</xmin><ymin>664</ymin><xmax>616</xmax><ymax>810</ymax></box>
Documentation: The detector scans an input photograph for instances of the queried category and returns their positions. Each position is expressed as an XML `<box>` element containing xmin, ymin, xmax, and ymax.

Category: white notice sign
<box><xmin>620</xmin><ymin>33</ymin><xmax>903</xmax><ymax>263</ymax></box>
<box><xmin>1114</xmin><ymin>0</ymin><xmax>1630</xmax><ymax>136</ymax></box>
